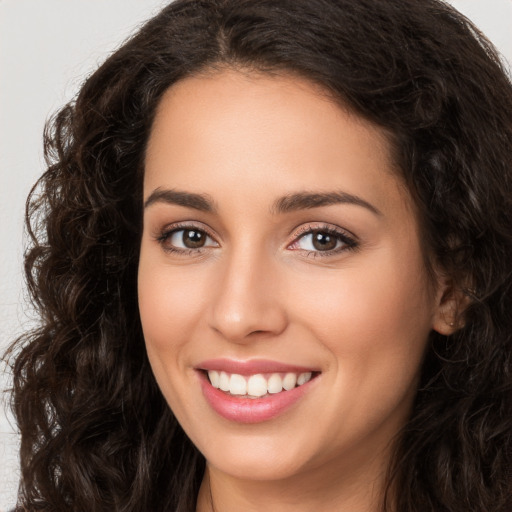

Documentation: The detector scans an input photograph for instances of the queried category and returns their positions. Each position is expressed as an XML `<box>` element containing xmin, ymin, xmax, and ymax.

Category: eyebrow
<box><xmin>272</xmin><ymin>191</ymin><xmax>382</xmax><ymax>216</ymax></box>
<box><xmin>144</xmin><ymin>188</ymin><xmax>216</xmax><ymax>212</ymax></box>
<box><xmin>144</xmin><ymin>187</ymin><xmax>381</xmax><ymax>217</ymax></box>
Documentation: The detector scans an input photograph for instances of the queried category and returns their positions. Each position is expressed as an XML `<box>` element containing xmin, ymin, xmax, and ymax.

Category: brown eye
<box><xmin>161</xmin><ymin>227</ymin><xmax>218</xmax><ymax>252</ymax></box>
<box><xmin>182</xmin><ymin>229</ymin><xmax>206</xmax><ymax>248</ymax></box>
<box><xmin>288</xmin><ymin>226</ymin><xmax>357</xmax><ymax>256</ymax></box>
<box><xmin>311</xmin><ymin>231</ymin><xmax>338</xmax><ymax>251</ymax></box>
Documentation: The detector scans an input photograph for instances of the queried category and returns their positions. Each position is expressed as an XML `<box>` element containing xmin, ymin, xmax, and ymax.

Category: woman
<box><xmin>7</xmin><ymin>0</ymin><xmax>512</xmax><ymax>510</ymax></box>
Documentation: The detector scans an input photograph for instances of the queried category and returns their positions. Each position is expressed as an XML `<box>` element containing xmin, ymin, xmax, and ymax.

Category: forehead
<box><xmin>144</xmin><ymin>69</ymin><xmax>410</xmax><ymax>219</ymax></box>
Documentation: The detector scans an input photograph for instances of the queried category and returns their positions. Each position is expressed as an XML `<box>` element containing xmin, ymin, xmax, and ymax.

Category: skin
<box><xmin>138</xmin><ymin>69</ymin><xmax>456</xmax><ymax>511</ymax></box>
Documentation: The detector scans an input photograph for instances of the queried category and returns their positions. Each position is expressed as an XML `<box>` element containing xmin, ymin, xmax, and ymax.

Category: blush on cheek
<box><xmin>301</xmin><ymin>266</ymin><xmax>431</xmax><ymax>357</ymax></box>
<box><xmin>138</xmin><ymin>271</ymin><xmax>212</xmax><ymax>379</ymax></box>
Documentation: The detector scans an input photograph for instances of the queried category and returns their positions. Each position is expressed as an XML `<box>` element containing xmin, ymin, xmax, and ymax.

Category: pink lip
<box><xmin>197</xmin><ymin>358</ymin><xmax>317</xmax><ymax>375</ymax></box>
<box><xmin>196</xmin><ymin>359</ymin><xmax>319</xmax><ymax>424</ymax></box>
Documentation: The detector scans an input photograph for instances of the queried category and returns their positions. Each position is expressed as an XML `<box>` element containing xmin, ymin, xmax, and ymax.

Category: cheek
<box><xmin>299</xmin><ymin>270</ymin><xmax>430</xmax><ymax>339</ymax></box>
<box><xmin>291</xmin><ymin>248</ymin><xmax>433</xmax><ymax>389</ymax></box>
<box><xmin>139</xmin><ymin>257</ymin><xmax>205</xmax><ymax>341</ymax></box>
<box><xmin>288</xmin><ymin>256</ymin><xmax>433</xmax><ymax>443</ymax></box>
<box><xmin>137</xmin><ymin>251</ymin><xmax>211</xmax><ymax>389</ymax></box>
<box><xmin>137</xmin><ymin>258</ymin><xmax>212</xmax><ymax>421</ymax></box>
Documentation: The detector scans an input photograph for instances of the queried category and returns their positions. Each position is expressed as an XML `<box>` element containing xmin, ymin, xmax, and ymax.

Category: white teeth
<box><xmin>207</xmin><ymin>370</ymin><xmax>315</xmax><ymax>396</ymax></box>
<box><xmin>208</xmin><ymin>370</ymin><xmax>220</xmax><ymax>388</ymax></box>
<box><xmin>219</xmin><ymin>371</ymin><xmax>230</xmax><ymax>392</ymax></box>
<box><xmin>247</xmin><ymin>374</ymin><xmax>268</xmax><ymax>397</ymax></box>
<box><xmin>267</xmin><ymin>374</ymin><xmax>283</xmax><ymax>394</ymax></box>
<box><xmin>297</xmin><ymin>372</ymin><xmax>312</xmax><ymax>386</ymax></box>
<box><xmin>229</xmin><ymin>373</ymin><xmax>247</xmax><ymax>395</ymax></box>
<box><xmin>283</xmin><ymin>372</ymin><xmax>297</xmax><ymax>390</ymax></box>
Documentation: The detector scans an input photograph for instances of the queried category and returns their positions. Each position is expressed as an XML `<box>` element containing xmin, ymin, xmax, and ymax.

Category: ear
<box><xmin>431</xmin><ymin>275</ymin><xmax>471</xmax><ymax>336</ymax></box>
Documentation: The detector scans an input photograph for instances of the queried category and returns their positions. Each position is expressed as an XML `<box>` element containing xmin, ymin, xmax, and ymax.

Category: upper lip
<box><xmin>196</xmin><ymin>358</ymin><xmax>319</xmax><ymax>375</ymax></box>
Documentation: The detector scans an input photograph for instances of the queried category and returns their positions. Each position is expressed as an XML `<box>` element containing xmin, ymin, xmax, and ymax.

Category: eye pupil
<box><xmin>183</xmin><ymin>229</ymin><xmax>205</xmax><ymax>248</ymax></box>
<box><xmin>312</xmin><ymin>231</ymin><xmax>337</xmax><ymax>251</ymax></box>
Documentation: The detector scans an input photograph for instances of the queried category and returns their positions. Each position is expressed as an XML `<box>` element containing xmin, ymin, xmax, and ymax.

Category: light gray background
<box><xmin>1</xmin><ymin>1</ymin><xmax>511</xmax><ymax>509</ymax></box>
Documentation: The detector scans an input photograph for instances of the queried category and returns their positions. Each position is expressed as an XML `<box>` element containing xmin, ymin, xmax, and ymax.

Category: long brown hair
<box><xmin>6</xmin><ymin>1</ymin><xmax>512</xmax><ymax>510</ymax></box>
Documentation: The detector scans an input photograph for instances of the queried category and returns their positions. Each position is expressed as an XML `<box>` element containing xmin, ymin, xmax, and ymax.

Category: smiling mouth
<box><xmin>205</xmin><ymin>370</ymin><xmax>318</xmax><ymax>398</ymax></box>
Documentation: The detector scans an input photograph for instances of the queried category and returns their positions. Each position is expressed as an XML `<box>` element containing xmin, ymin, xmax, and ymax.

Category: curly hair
<box><xmin>6</xmin><ymin>0</ymin><xmax>512</xmax><ymax>510</ymax></box>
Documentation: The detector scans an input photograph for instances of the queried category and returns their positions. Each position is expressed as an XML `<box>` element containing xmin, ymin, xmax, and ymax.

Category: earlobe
<box><xmin>431</xmin><ymin>278</ymin><xmax>471</xmax><ymax>335</ymax></box>
<box><xmin>432</xmin><ymin>301</ymin><xmax>460</xmax><ymax>335</ymax></box>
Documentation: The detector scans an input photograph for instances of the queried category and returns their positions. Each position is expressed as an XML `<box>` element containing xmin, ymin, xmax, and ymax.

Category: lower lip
<box><xmin>199</xmin><ymin>372</ymin><xmax>317</xmax><ymax>424</ymax></box>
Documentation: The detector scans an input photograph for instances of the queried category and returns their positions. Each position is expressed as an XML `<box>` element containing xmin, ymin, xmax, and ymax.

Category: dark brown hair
<box><xmin>6</xmin><ymin>0</ymin><xmax>512</xmax><ymax>510</ymax></box>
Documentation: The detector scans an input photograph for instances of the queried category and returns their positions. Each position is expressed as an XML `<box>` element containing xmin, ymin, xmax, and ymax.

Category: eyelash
<box><xmin>288</xmin><ymin>224</ymin><xmax>358</xmax><ymax>258</ymax></box>
<box><xmin>155</xmin><ymin>222</ymin><xmax>217</xmax><ymax>256</ymax></box>
<box><xmin>155</xmin><ymin>222</ymin><xmax>358</xmax><ymax>258</ymax></box>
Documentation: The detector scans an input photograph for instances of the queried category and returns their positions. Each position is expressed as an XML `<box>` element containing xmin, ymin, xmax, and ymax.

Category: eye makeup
<box><xmin>154</xmin><ymin>220</ymin><xmax>359</xmax><ymax>259</ymax></box>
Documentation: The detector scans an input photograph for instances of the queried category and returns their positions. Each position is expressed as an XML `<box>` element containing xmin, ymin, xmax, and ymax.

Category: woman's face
<box><xmin>138</xmin><ymin>70</ymin><xmax>451</xmax><ymax>485</ymax></box>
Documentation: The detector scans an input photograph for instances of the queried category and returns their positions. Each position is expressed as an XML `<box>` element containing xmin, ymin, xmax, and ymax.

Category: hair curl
<box><xmin>6</xmin><ymin>0</ymin><xmax>512</xmax><ymax>510</ymax></box>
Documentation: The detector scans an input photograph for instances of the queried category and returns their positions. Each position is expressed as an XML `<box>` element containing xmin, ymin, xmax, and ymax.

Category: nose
<box><xmin>208</xmin><ymin>248</ymin><xmax>288</xmax><ymax>343</ymax></box>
